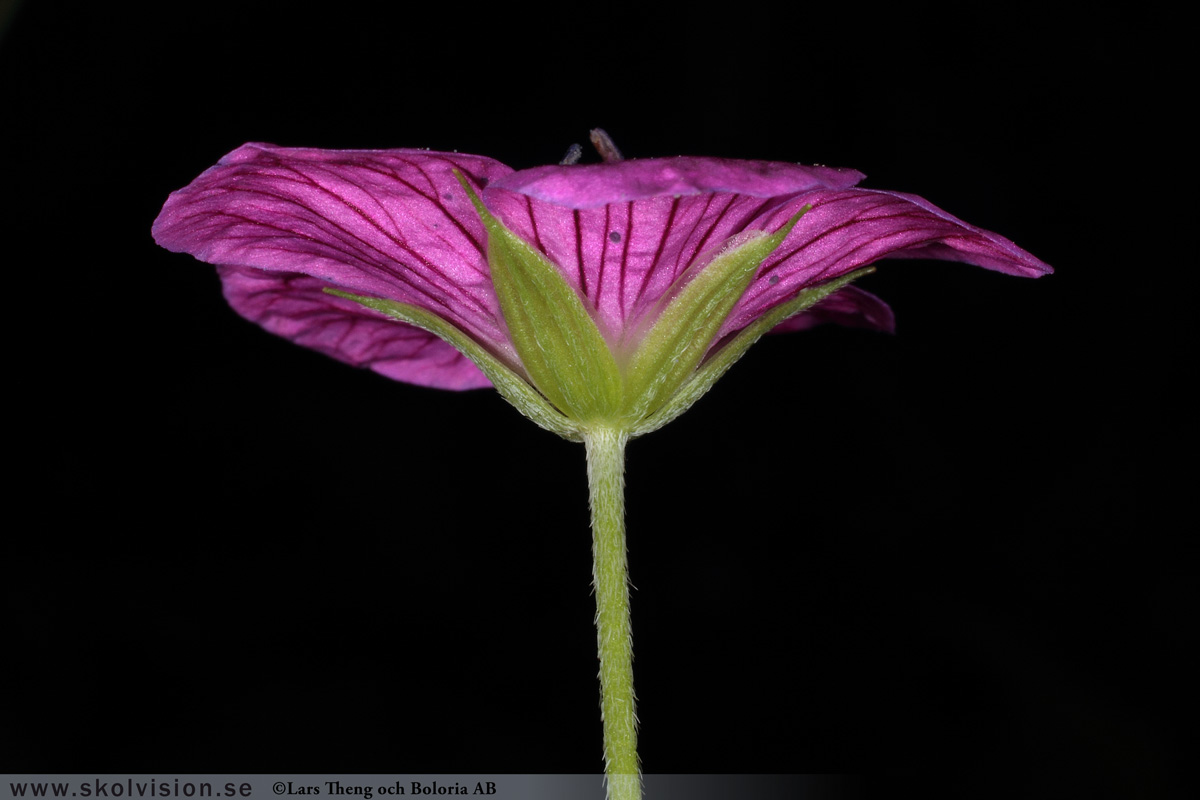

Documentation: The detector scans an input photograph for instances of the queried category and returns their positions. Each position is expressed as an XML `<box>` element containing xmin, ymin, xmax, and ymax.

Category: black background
<box><xmin>2</xmin><ymin>3</ymin><xmax>1188</xmax><ymax>799</ymax></box>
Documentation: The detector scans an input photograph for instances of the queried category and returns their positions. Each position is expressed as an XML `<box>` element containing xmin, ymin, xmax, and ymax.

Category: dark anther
<box><xmin>560</xmin><ymin>143</ymin><xmax>584</xmax><ymax>165</ymax></box>
<box><xmin>589</xmin><ymin>128</ymin><xmax>624</xmax><ymax>163</ymax></box>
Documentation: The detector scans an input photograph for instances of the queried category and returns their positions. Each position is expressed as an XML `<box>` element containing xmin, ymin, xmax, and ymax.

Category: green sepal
<box><xmin>324</xmin><ymin>289</ymin><xmax>583</xmax><ymax>441</ymax></box>
<box><xmin>619</xmin><ymin>207</ymin><xmax>810</xmax><ymax>423</ymax></box>
<box><xmin>630</xmin><ymin>266</ymin><xmax>876</xmax><ymax>437</ymax></box>
<box><xmin>454</xmin><ymin>172</ymin><xmax>623</xmax><ymax>424</ymax></box>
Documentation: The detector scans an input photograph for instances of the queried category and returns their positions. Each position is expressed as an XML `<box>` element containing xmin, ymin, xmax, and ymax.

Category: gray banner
<box><xmin>2</xmin><ymin>775</ymin><xmax>858</xmax><ymax>800</ymax></box>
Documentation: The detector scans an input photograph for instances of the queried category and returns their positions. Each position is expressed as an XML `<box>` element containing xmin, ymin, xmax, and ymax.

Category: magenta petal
<box><xmin>152</xmin><ymin>143</ymin><xmax>516</xmax><ymax>356</ymax></box>
<box><xmin>770</xmin><ymin>285</ymin><xmax>897</xmax><ymax>334</ymax></box>
<box><xmin>723</xmin><ymin>187</ymin><xmax>1053</xmax><ymax>338</ymax></box>
<box><xmin>219</xmin><ymin>266</ymin><xmax>492</xmax><ymax>390</ymax></box>
<box><xmin>484</xmin><ymin>157</ymin><xmax>865</xmax><ymax>342</ymax></box>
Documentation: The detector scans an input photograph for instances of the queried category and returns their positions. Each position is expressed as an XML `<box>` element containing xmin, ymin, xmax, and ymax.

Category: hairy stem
<box><xmin>584</xmin><ymin>426</ymin><xmax>640</xmax><ymax>800</ymax></box>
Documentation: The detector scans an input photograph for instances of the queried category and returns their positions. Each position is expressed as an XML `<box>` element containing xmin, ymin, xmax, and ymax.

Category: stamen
<box><xmin>590</xmin><ymin>128</ymin><xmax>624</xmax><ymax>163</ymax></box>
<box><xmin>560</xmin><ymin>143</ymin><xmax>583</xmax><ymax>165</ymax></box>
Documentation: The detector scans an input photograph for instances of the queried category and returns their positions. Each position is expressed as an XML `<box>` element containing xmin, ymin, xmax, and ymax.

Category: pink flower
<box><xmin>152</xmin><ymin>141</ymin><xmax>1051</xmax><ymax>795</ymax></box>
<box><xmin>152</xmin><ymin>143</ymin><xmax>1050</xmax><ymax>433</ymax></box>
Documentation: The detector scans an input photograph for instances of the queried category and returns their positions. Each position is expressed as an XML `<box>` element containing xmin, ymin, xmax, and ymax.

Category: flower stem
<box><xmin>584</xmin><ymin>426</ymin><xmax>640</xmax><ymax>800</ymax></box>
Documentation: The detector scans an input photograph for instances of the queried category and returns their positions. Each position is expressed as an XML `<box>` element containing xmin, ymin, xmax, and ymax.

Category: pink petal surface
<box><xmin>153</xmin><ymin>143</ymin><xmax>517</xmax><ymax>384</ymax></box>
<box><xmin>484</xmin><ymin>158</ymin><xmax>865</xmax><ymax>343</ymax></box>
<box><xmin>220</xmin><ymin>266</ymin><xmax>491</xmax><ymax>389</ymax></box>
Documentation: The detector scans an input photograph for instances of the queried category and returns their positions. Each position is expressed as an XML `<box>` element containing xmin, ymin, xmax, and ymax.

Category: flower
<box><xmin>152</xmin><ymin>143</ymin><xmax>1050</xmax><ymax>437</ymax></box>
<box><xmin>152</xmin><ymin>141</ymin><xmax>1051</xmax><ymax>799</ymax></box>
